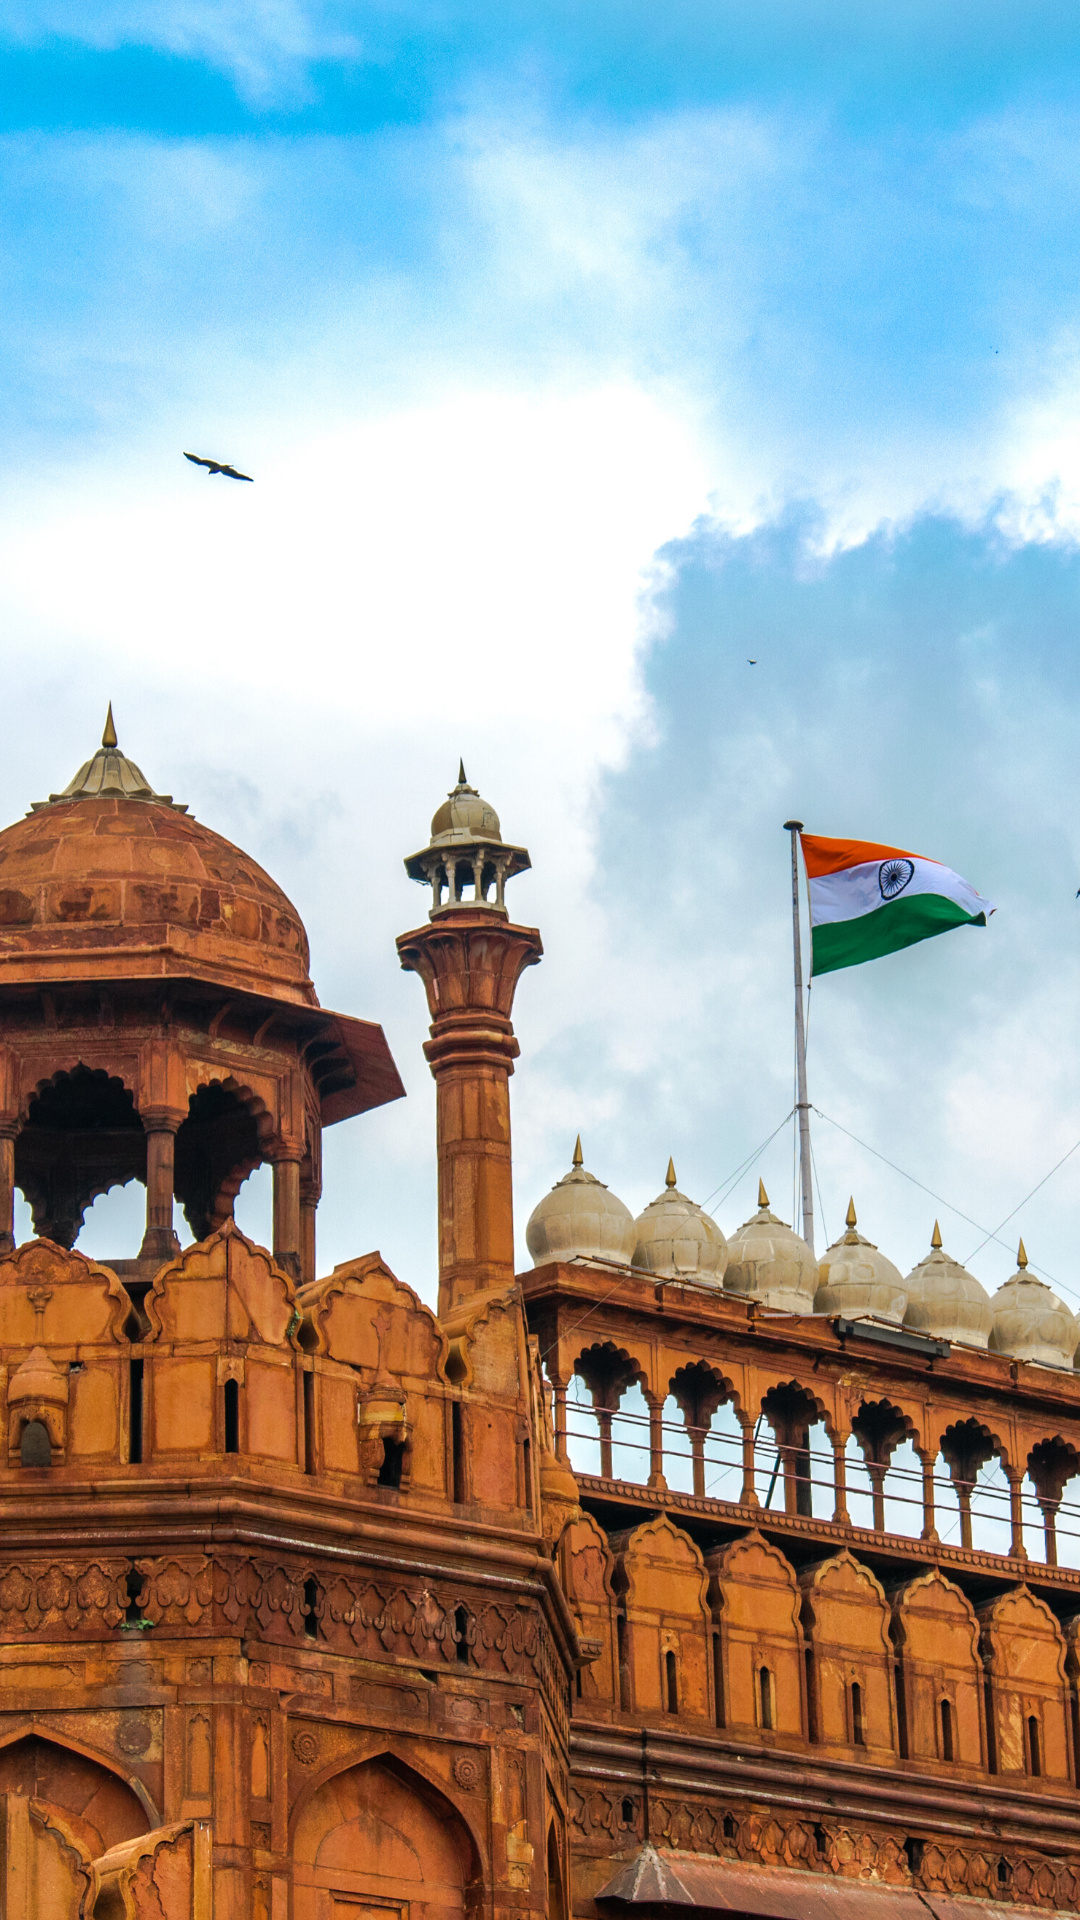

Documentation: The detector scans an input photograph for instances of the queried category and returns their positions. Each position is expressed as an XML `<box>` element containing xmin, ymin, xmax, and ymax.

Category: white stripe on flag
<box><xmin>808</xmin><ymin>857</ymin><xmax>988</xmax><ymax>927</ymax></box>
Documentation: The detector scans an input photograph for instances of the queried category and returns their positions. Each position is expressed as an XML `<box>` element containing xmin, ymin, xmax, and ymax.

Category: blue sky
<box><xmin>4</xmin><ymin>2</ymin><xmax>1080</xmax><ymax>1310</ymax></box>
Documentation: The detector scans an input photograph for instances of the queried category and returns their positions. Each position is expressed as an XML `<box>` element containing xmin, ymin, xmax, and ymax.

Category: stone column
<box><xmin>299</xmin><ymin>1173</ymin><xmax>320</xmax><ymax>1288</ymax></box>
<box><xmin>832</xmin><ymin>1434</ymin><xmax>850</xmax><ymax>1524</ymax></box>
<box><xmin>140</xmin><ymin>1109</ymin><xmax>183</xmax><ymax>1260</ymax></box>
<box><xmin>1008</xmin><ymin>1472</ymin><xmax>1027</xmax><ymax>1559</ymax></box>
<box><xmin>0</xmin><ymin>1121</ymin><xmax>18</xmax><ymax>1255</ymax></box>
<box><xmin>646</xmin><ymin>1394</ymin><xmax>668</xmax><ymax>1492</ymax></box>
<box><xmin>741</xmin><ymin>1421</ymin><xmax>760</xmax><ymax>1507</ymax></box>
<box><xmin>920</xmin><ymin>1452</ymin><xmax>937</xmax><ymax>1541</ymax></box>
<box><xmin>550</xmin><ymin>1374</ymin><xmax>569</xmax><ymax>1465</ymax></box>
<box><xmin>272</xmin><ymin>1155</ymin><xmax>302</xmax><ymax>1279</ymax></box>
<box><xmin>397</xmin><ymin>911</ymin><xmax>542</xmax><ymax>1316</ymax></box>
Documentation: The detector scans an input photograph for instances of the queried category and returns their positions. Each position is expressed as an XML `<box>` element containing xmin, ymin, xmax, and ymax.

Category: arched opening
<box><xmin>940</xmin><ymin>1420</ymin><xmax>1011</xmax><ymax>1553</ymax></box>
<box><xmin>572</xmin><ymin>1343</ymin><xmax>647</xmax><ymax>1484</ymax></box>
<box><xmin>0</xmin><ymin>1735</ymin><xmax>150</xmax><ymax>1855</ymax></box>
<box><xmin>291</xmin><ymin>1754</ymin><xmax>481</xmax><ymax>1918</ymax></box>
<box><xmin>1027</xmin><ymin>1714</ymin><xmax>1042</xmax><ymax>1777</ymax></box>
<box><xmin>665</xmin><ymin>1649</ymin><xmax>679</xmax><ymax>1714</ymax></box>
<box><xmin>1028</xmin><ymin>1438</ymin><xmax>1080</xmax><ymax>1569</ymax></box>
<box><xmin>881</xmin><ymin>1438</ymin><xmax>924</xmax><ymax>1538</ymax></box>
<box><xmin>759</xmin><ymin>1382</ymin><xmax>833</xmax><ymax>1519</ymax></box>
<box><xmin>759</xmin><ymin>1665</ymin><xmax>774</xmax><ymax>1731</ymax></box>
<box><xmin>851</xmin><ymin>1680</ymin><xmax>865</xmax><ymax>1747</ymax></box>
<box><xmin>174</xmin><ymin>1081</ymin><xmax>264</xmax><ymax>1243</ymax></box>
<box><xmin>702</xmin><ymin>1399</ymin><xmax>745</xmax><ymax>1500</ymax></box>
<box><xmin>16</xmin><ymin>1066</ymin><xmax>144</xmax><ymax>1251</ymax></box>
<box><xmin>940</xmin><ymin>1696</ymin><xmax>955</xmax><ymax>1762</ymax></box>
<box><xmin>850</xmin><ymin>1399</ymin><xmax>918</xmax><ymax>1534</ymax></box>
<box><xmin>668</xmin><ymin>1363</ymin><xmax>732</xmax><ymax>1498</ymax></box>
<box><xmin>19</xmin><ymin>1419</ymin><xmax>51</xmax><ymax>1467</ymax></box>
<box><xmin>547</xmin><ymin>1824</ymin><xmax>567</xmax><ymax>1920</ymax></box>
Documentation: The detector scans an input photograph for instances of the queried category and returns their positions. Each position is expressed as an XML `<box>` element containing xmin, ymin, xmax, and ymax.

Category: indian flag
<box><xmin>802</xmin><ymin>835</ymin><xmax>995</xmax><ymax>976</ymax></box>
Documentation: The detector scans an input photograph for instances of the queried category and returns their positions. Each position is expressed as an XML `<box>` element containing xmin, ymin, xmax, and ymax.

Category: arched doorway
<box><xmin>0</xmin><ymin>1733</ymin><xmax>151</xmax><ymax>1854</ymax></box>
<box><xmin>292</xmin><ymin>1756</ymin><xmax>479</xmax><ymax>1919</ymax></box>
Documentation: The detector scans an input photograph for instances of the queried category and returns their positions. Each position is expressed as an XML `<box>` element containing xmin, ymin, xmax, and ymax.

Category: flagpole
<box><xmin>783</xmin><ymin>820</ymin><xmax>815</xmax><ymax>1254</ymax></box>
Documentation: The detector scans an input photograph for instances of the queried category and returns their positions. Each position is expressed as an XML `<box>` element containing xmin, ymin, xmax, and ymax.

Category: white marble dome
<box><xmin>724</xmin><ymin>1181</ymin><xmax>817</xmax><ymax>1313</ymax></box>
<box><xmin>525</xmin><ymin>1139</ymin><xmax>636</xmax><ymax>1267</ymax></box>
<box><xmin>631</xmin><ymin>1160</ymin><xmax>728</xmax><ymax>1286</ymax></box>
<box><xmin>814</xmin><ymin>1200</ymin><xmax>907</xmax><ymax>1324</ymax></box>
<box><xmin>902</xmin><ymin>1222</ymin><xmax>993</xmax><ymax>1347</ymax></box>
<box><xmin>988</xmin><ymin>1242</ymin><xmax>1078</xmax><ymax>1370</ymax></box>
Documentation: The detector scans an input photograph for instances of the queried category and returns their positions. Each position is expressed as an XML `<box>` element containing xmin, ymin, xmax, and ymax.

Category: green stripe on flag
<box><xmin>811</xmin><ymin>893</ymin><xmax>987</xmax><ymax>976</ymax></box>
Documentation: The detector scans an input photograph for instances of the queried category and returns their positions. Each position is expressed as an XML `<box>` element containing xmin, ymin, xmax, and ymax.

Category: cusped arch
<box><xmin>289</xmin><ymin>1744</ymin><xmax>485</xmax><ymax>1916</ymax></box>
<box><xmin>935</xmin><ymin>1414</ymin><xmax>1013</xmax><ymax>1477</ymax></box>
<box><xmin>0</xmin><ymin>1727</ymin><xmax>157</xmax><ymax>1851</ymax></box>
<box><xmin>757</xmin><ymin>1374</ymin><xmax>836</xmax><ymax>1443</ymax></box>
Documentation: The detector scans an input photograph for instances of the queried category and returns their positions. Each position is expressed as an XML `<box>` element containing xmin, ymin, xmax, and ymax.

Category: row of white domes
<box><xmin>525</xmin><ymin>1142</ymin><xmax>1080</xmax><ymax>1370</ymax></box>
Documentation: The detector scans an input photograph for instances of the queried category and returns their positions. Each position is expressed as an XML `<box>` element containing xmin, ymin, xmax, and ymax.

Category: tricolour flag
<box><xmin>802</xmin><ymin>835</ymin><xmax>995</xmax><ymax>976</ymax></box>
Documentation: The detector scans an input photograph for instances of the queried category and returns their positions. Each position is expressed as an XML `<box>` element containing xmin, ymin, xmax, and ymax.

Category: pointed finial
<box><xmin>845</xmin><ymin>1196</ymin><xmax>857</xmax><ymax>1229</ymax></box>
<box><xmin>457</xmin><ymin>758</ymin><xmax>467</xmax><ymax>785</ymax></box>
<box><xmin>758</xmin><ymin>1177</ymin><xmax>769</xmax><ymax>1208</ymax></box>
<box><xmin>931</xmin><ymin>1219</ymin><xmax>942</xmax><ymax>1250</ymax></box>
<box><xmin>102</xmin><ymin>702</ymin><xmax>117</xmax><ymax>749</ymax></box>
<box><xmin>572</xmin><ymin>1134</ymin><xmax>583</xmax><ymax>1168</ymax></box>
<box><xmin>1017</xmin><ymin>1237</ymin><xmax>1028</xmax><ymax>1269</ymax></box>
<box><xmin>665</xmin><ymin>1157</ymin><xmax>677</xmax><ymax>1189</ymax></box>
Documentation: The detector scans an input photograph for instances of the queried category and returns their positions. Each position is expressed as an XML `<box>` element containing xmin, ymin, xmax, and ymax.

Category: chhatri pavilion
<box><xmin>0</xmin><ymin>720</ymin><xmax>1079</xmax><ymax>1920</ymax></box>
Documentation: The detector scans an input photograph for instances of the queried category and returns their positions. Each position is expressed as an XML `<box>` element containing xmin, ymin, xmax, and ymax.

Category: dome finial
<box><xmin>845</xmin><ymin>1196</ymin><xmax>857</xmax><ymax>1229</ymax></box>
<box><xmin>457</xmin><ymin>758</ymin><xmax>467</xmax><ymax>786</ymax></box>
<box><xmin>665</xmin><ymin>1157</ymin><xmax>677</xmax><ymax>1190</ymax></box>
<box><xmin>758</xmin><ymin>1176</ymin><xmax>769</xmax><ymax>1208</ymax></box>
<box><xmin>931</xmin><ymin>1219</ymin><xmax>942</xmax><ymax>1250</ymax></box>
<box><xmin>1017</xmin><ymin>1236</ymin><xmax>1028</xmax><ymax>1269</ymax></box>
<box><xmin>102</xmin><ymin>702</ymin><xmax>118</xmax><ymax>749</ymax></box>
<box><xmin>572</xmin><ymin>1134</ymin><xmax>583</xmax><ymax>1168</ymax></box>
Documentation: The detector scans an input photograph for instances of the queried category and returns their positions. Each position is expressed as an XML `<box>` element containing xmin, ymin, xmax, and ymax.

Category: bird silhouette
<box><xmin>183</xmin><ymin>452</ymin><xmax>253</xmax><ymax>482</ymax></box>
<box><xmin>748</xmin><ymin>658</ymin><xmax>757</xmax><ymax>665</ymax></box>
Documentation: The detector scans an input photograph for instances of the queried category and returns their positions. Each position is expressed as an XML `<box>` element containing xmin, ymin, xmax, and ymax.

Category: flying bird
<box><xmin>183</xmin><ymin>452</ymin><xmax>253</xmax><ymax>482</ymax></box>
<box><xmin>748</xmin><ymin>658</ymin><xmax>757</xmax><ymax>665</ymax></box>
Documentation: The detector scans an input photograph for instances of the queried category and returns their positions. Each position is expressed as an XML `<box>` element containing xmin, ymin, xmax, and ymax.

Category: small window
<box><xmin>759</xmin><ymin>1665</ymin><xmax>774</xmax><ymax>1731</ymax></box>
<box><xmin>617</xmin><ymin>1610</ymin><xmax>632</xmax><ymax>1711</ymax></box>
<box><xmin>451</xmin><ymin>1400</ymin><xmax>466</xmax><ymax>1503</ymax></box>
<box><xmin>905</xmin><ymin>1838</ymin><xmax>924</xmax><ymax>1874</ymax></box>
<box><xmin>723</xmin><ymin>1814</ymin><xmax>737</xmax><ymax>1842</ymax></box>
<box><xmin>621</xmin><ymin>1798</ymin><xmax>635</xmax><ymax>1826</ymax></box>
<box><xmin>302</xmin><ymin>1370</ymin><xmax>315</xmax><ymax>1475</ymax></box>
<box><xmin>665</xmin><ymin>1649</ymin><xmax>679</xmax><ymax>1714</ymax></box>
<box><xmin>20</xmin><ymin>1420</ymin><xmax>50</xmax><ymax>1468</ymax></box>
<box><xmin>997</xmin><ymin>1860</ymin><xmax>1011</xmax><ymax>1889</ymax></box>
<box><xmin>377</xmin><ymin>1437</ymin><xmax>406</xmax><ymax>1487</ymax></box>
<box><xmin>223</xmin><ymin>1378</ymin><xmax>239</xmax><ymax>1455</ymax></box>
<box><xmin>851</xmin><ymin>1680</ymin><xmax>865</xmax><ymax>1747</ymax></box>
<box><xmin>302</xmin><ymin>1576</ymin><xmax>319</xmax><ymax>1639</ymax></box>
<box><xmin>455</xmin><ymin>1604</ymin><xmax>470</xmax><ymax>1665</ymax></box>
<box><xmin>940</xmin><ymin>1696</ymin><xmax>955</xmax><ymax>1762</ymax></box>
<box><xmin>128</xmin><ymin>1359</ymin><xmax>144</xmax><ymax>1465</ymax></box>
<box><xmin>1027</xmin><ymin>1713</ymin><xmax>1041</xmax><ymax>1777</ymax></box>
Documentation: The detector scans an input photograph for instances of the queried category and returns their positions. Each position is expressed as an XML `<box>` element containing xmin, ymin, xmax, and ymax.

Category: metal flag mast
<box><xmin>783</xmin><ymin>820</ymin><xmax>814</xmax><ymax>1254</ymax></box>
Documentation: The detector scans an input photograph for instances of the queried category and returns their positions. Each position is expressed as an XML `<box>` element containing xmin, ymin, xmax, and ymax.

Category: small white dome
<box><xmin>988</xmin><ymin>1242</ymin><xmax>1077</xmax><ymax>1370</ymax></box>
<box><xmin>526</xmin><ymin>1138</ymin><xmax>636</xmax><ymax>1267</ymax></box>
<box><xmin>724</xmin><ymin>1180</ymin><xmax>816</xmax><ymax>1313</ymax></box>
<box><xmin>631</xmin><ymin>1160</ymin><xmax>728</xmax><ymax>1285</ymax></box>
<box><xmin>903</xmin><ymin>1222</ymin><xmax>993</xmax><ymax>1347</ymax></box>
<box><xmin>814</xmin><ymin>1199</ymin><xmax>907</xmax><ymax>1324</ymax></box>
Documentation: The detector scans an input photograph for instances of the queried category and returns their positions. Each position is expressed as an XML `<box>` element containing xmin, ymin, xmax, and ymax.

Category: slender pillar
<box><xmin>741</xmin><ymin>1422</ymin><xmax>760</xmax><ymax>1507</ymax></box>
<box><xmin>921</xmin><ymin>1453</ymin><xmax>937</xmax><ymax>1541</ymax></box>
<box><xmin>140</xmin><ymin>1110</ymin><xmax>182</xmax><ymax>1260</ymax></box>
<box><xmin>299</xmin><ymin>1173</ymin><xmax>319</xmax><ymax>1288</ymax></box>
<box><xmin>1009</xmin><ymin>1472</ymin><xmax>1027</xmax><ymax>1559</ymax></box>
<box><xmin>397</xmin><ymin>911</ymin><xmax>542</xmax><ymax>1314</ymax></box>
<box><xmin>646</xmin><ymin>1395</ymin><xmax>668</xmax><ymax>1492</ymax></box>
<box><xmin>0</xmin><ymin>1123</ymin><xmax>17</xmax><ymax>1254</ymax></box>
<box><xmin>832</xmin><ymin>1435</ymin><xmax>850</xmax><ymax>1524</ymax></box>
<box><xmin>550</xmin><ymin>1375</ymin><xmax>569</xmax><ymax>1464</ymax></box>
<box><xmin>273</xmin><ymin>1156</ymin><xmax>302</xmax><ymax>1279</ymax></box>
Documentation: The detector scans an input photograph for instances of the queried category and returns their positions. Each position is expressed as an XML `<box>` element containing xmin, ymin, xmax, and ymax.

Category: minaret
<box><xmin>398</xmin><ymin>766</ymin><xmax>541</xmax><ymax>1314</ymax></box>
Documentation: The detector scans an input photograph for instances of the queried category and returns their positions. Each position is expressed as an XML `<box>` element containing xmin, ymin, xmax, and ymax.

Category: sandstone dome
<box><xmin>723</xmin><ymin>1180</ymin><xmax>817</xmax><ymax>1312</ymax></box>
<box><xmin>902</xmin><ymin>1222</ymin><xmax>993</xmax><ymax>1347</ymax></box>
<box><xmin>526</xmin><ymin>1138</ymin><xmax>636</xmax><ymax>1266</ymax></box>
<box><xmin>814</xmin><ymin>1200</ymin><xmax>907</xmax><ymax>1324</ymax></box>
<box><xmin>988</xmin><ymin>1242</ymin><xmax>1078</xmax><ymax>1370</ymax></box>
<box><xmin>631</xmin><ymin>1160</ymin><xmax>728</xmax><ymax>1285</ymax></box>
<box><xmin>0</xmin><ymin>714</ymin><xmax>314</xmax><ymax>1006</ymax></box>
<box><xmin>429</xmin><ymin>764</ymin><xmax>502</xmax><ymax>847</ymax></box>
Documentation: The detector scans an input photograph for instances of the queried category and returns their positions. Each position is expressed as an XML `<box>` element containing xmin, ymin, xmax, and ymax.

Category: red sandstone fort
<box><xmin>0</xmin><ymin>720</ymin><xmax>1078</xmax><ymax>1919</ymax></box>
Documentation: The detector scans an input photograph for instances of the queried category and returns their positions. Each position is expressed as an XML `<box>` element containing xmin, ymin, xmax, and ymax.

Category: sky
<box><xmin>4</xmin><ymin>2</ymin><xmax>1080</xmax><ymax>1313</ymax></box>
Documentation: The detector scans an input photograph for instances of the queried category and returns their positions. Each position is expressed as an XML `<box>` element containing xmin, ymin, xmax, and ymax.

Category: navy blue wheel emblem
<box><xmin>878</xmin><ymin>857</ymin><xmax>915</xmax><ymax>900</ymax></box>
